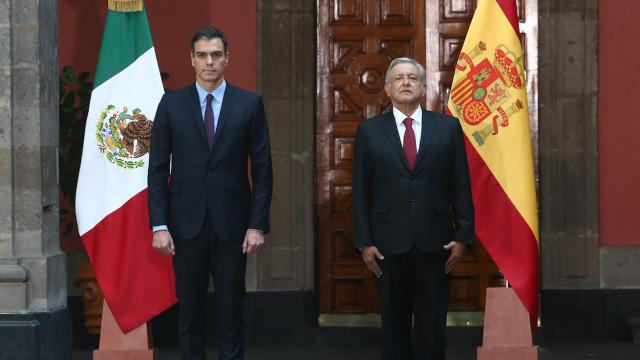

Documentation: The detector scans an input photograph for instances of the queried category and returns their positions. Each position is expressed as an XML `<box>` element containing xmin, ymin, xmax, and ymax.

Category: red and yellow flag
<box><xmin>446</xmin><ymin>0</ymin><xmax>539</xmax><ymax>327</ymax></box>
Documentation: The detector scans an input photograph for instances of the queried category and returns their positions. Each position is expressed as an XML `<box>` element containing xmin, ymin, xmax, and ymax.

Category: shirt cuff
<box><xmin>153</xmin><ymin>225</ymin><xmax>168</xmax><ymax>232</ymax></box>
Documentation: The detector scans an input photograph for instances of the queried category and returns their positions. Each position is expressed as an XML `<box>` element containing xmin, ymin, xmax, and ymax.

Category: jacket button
<box><xmin>410</xmin><ymin>175</ymin><xmax>415</xmax><ymax>180</ymax></box>
<box><xmin>411</xmin><ymin>199</ymin><xmax>417</xmax><ymax>205</ymax></box>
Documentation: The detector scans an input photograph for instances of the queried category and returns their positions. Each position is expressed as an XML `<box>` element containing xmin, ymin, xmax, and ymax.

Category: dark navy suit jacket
<box><xmin>148</xmin><ymin>83</ymin><xmax>272</xmax><ymax>241</ymax></box>
<box><xmin>352</xmin><ymin>109</ymin><xmax>474</xmax><ymax>255</ymax></box>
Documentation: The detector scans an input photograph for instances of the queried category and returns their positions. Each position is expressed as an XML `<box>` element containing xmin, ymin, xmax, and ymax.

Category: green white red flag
<box><xmin>75</xmin><ymin>1</ymin><xmax>176</xmax><ymax>332</ymax></box>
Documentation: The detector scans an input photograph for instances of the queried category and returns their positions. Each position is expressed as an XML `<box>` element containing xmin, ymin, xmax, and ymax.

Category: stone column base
<box><xmin>477</xmin><ymin>346</ymin><xmax>538</xmax><ymax>360</ymax></box>
<box><xmin>0</xmin><ymin>307</ymin><xmax>72</xmax><ymax>360</ymax></box>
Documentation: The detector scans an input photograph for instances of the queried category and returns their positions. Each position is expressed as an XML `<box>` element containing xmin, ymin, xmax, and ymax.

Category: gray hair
<box><xmin>384</xmin><ymin>57</ymin><xmax>426</xmax><ymax>85</ymax></box>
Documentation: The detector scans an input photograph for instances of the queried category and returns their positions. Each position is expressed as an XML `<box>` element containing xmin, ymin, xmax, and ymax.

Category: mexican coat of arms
<box><xmin>96</xmin><ymin>105</ymin><xmax>153</xmax><ymax>168</ymax></box>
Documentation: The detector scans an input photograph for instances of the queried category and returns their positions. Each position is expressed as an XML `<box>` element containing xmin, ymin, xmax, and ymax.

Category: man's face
<box><xmin>191</xmin><ymin>37</ymin><xmax>228</xmax><ymax>86</ymax></box>
<box><xmin>384</xmin><ymin>62</ymin><xmax>425</xmax><ymax>107</ymax></box>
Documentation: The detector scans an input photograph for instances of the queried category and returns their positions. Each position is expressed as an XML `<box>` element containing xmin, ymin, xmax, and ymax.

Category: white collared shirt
<box><xmin>392</xmin><ymin>106</ymin><xmax>422</xmax><ymax>151</ymax></box>
<box><xmin>195</xmin><ymin>80</ymin><xmax>226</xmax><ymax>132</ymax></box>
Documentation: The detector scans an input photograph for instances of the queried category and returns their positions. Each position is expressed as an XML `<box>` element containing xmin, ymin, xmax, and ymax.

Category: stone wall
<box><xmin>539</xmin><ymin>0</ymin><xmax>640</xmax><ymax>341</ymax></box>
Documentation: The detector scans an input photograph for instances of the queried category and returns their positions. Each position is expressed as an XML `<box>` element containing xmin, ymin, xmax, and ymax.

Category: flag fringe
<box><xmin>108</xmin><ymin>0</ymin><xmax>143</xmax><ymax>12</ymax></box>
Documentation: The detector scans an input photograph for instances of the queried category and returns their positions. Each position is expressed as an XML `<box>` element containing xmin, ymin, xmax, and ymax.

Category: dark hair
<box><xmin>191</xmin><ymin>27</ymin><xmax>228</xmax><ymax>54</ymax></box>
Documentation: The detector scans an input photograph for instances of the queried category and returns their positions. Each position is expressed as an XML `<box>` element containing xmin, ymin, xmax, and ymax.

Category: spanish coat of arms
<box><xmin>449</xmin><ymin>42</ymin><xmax>526</xmax><ymax>146</ymax></box>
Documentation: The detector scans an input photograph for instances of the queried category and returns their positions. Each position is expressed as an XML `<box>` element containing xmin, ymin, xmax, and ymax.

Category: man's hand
<box><xmin>243</xmin><ymin>229</ymin><xmax>264</xmax><ymax>254</ymax></box>
<box><xmin>153</xmin><ymin>230</ymin><xmax>175</xmax><ymax>256</ymax></box>
<box><xmin>443</xmin><ymin>241</ymin><xmax>465</xmax><ymax>273</ymax></box>
<box><xmin>361</xmin><ymin>245</ymin><xmax>384</xmax><ymax>278</ymax></box>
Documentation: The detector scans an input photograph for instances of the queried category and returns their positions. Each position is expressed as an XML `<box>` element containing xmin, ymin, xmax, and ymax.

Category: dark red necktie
<box><xmin>403</xmin><ymin>118</ymin><xmax>417</xmax><ymax>170</ymax></box>
<box><xmin>204</xmin><ymin>94</ymin><xmax>215</xmax><ymax>149</ymax></box>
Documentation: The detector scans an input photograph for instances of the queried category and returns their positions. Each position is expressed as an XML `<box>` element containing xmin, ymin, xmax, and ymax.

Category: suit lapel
<box><xmin>414</xmin><ymin>109</ymin><xmax>435</xmax><ymax>171</ymax></box>
<box><xmin>187</xmin><ymin>84</ymin><xmax>207</xmax><ymax>145</ymax></box>
<box><xmin>209</xmin><ymin>83</ymin><xmax>236</xmax><ymax>156</ymax></box>
<box><xmin>381</xmin><ymin>111</ymin><xmax>410</xmax><ymax>172</ymax></box>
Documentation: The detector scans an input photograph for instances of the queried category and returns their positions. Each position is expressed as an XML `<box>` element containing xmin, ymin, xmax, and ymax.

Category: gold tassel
<box><xmin>108</xmin><ymin>0</ymin><xmax>143</xmax><ymax>12</ymax></box>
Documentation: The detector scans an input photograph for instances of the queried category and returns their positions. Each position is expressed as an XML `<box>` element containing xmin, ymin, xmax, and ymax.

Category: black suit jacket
<box><xmin>148</xmin><ymin>83</ymin><xmax>272</xmax><ymax>241</ymax></box>
<box><xmin>352</xmin><ymin>109</ymin><xmax>474</xmax><ymax>256</ymax></box>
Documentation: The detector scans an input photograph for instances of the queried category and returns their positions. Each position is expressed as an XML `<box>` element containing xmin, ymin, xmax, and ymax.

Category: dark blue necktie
<box><xmin>204</xmin><ymin>94</ymin><xmax>215</xmax><ymax>149</ymax></box>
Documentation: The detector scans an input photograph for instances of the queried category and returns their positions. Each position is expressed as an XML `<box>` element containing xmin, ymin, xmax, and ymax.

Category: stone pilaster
<box><xmin>255</xmin><ymin>0</ymin><xmax>315</xmax><ymax>292</ymax></box>
<box><xmin>236</xmin><ymin>0</ymin><xmax>317</xmax><ymax>344</ymax></box>
<box><xmin>539</xmin><ymin>0</ymin><xmax>599</xmax><ymax>289</ymax></box>
<box><xmin>0</xmin><ymin>0</ymin><xmax>71</xmax><ymax>358</ymax></box>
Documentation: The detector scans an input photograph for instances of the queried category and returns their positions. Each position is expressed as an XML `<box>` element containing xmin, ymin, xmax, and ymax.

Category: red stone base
<box><xmin>477</xmin><ymin>346</ymin><xmax>538</xmax><ymax>360</ymax></box>
<box><xmin>477</xmin><ymin>288</ymin><xmax>538</xmax><ymax>360</ymax></box>
<box><xmin>93</xmin><ymin>302</ymin><xmax>157</xmax><ymax>359</ymax></box>
<box><xmin>93</xmin><ymin>349</ymin><xmax>157</xmax><ymax>360</ymax></box>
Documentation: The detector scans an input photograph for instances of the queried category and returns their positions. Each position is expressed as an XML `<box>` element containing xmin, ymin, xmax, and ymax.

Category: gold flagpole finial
<box><xmin>108</xmin><ymin>0</ymin><xmax>143</xmax><ymax>12</ymax></box>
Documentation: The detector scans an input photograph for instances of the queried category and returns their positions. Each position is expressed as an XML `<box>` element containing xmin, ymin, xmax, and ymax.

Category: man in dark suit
<box><xmin>148</xmin><ymin>27</ymin><xmax>272</xmax><ymax>360</ymax></box>
<box><xmin>352</xmin><ymin>57</ymin><xmax>474</xmax><ymax>360</ymax></box>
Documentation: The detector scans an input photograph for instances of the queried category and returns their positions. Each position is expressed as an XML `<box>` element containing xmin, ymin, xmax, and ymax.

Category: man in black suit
<box><xmin>148</xmin><ymin>27</ymin><xmax>272</xmax><ymax>360</ymax></box>
<box><xmin>352</xmin><ymin>57</ymin><xmax>474</xmax><ymax>360</ymax></box>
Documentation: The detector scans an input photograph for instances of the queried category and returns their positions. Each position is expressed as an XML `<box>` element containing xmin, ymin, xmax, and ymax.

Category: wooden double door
<box><xmin>316</xmin><ymin>0</ymin><xmax>538</xmax><ymax>315</ymax></box>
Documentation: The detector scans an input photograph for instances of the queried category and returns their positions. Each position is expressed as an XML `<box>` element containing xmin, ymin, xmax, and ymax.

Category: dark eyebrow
<box><xmin>195</xmin><ymin>50</ymin><xmax>224</xmax><ymax>55</ymax></box>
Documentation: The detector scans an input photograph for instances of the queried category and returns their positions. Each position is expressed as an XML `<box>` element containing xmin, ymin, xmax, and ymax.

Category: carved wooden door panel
<box><xmin>317</xmin><ymin>0</ymin><xmax>537</xmax><ymax>314</ymax></box>
<box><xmin>317</xmin><ymin>0</ymin><xmax>425</xmax><ymax>314</ymax></box>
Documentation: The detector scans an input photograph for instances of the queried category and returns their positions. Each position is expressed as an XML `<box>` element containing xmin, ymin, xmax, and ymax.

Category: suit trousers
<box><xmin>376</xmin><ymin>247</ymin><xmax>451</xmax><ymax>360</ymax></box>
<box><xmin>172</xmin><ymin>213</ymin><xmax>247</xmax><ymax>360</ymax></box>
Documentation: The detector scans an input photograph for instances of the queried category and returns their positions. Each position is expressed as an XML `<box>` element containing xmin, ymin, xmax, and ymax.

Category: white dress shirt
<box><xmin>392</xmin><ymin>106</ymin><xmax>422</xmax><ymax>151</ymax></box>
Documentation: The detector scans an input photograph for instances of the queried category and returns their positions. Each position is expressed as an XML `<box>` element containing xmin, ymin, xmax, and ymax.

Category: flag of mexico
<box><xmin>447</xmin><ymin>0</ymin><xmax>539</xmax><ymax>327</ymax></box>
<box><xmin>75</xmin><ymin>1</ymin><xmax>176</xmax><ymax>333</ymax></box>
